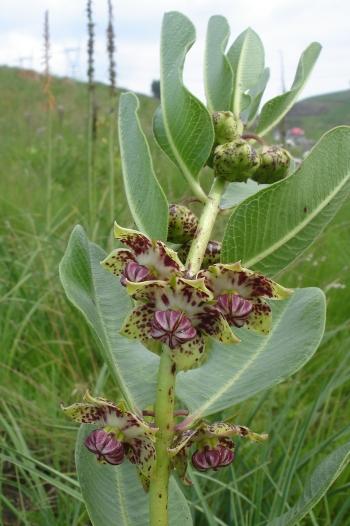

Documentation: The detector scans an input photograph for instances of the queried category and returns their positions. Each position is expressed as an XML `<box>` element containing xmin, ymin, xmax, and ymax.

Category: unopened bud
<box><xmin>252</xmin><ymin>146</ymin><xmax>291</xmax><ymax>184</ymax></box>
<box><xmin>212</xmin><ymin>111</ymin><xmax>243</xmax><ymax>145</ymax></box>
<box><xmin>213</xmin><ymin>139</ymin><xmax>260</xmax><ymax>182</ymax></box>
<box><xmin>168</xmin><ymin>204</ymin><xmax>198</xmax><ymax>244</ymax></box>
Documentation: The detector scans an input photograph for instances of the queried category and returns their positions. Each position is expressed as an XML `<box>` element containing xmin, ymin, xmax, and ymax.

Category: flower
<box><xmin>120</xmin><ymin>276</ymin><xmax>239</xmax><ymax>370</ymax></box>
<box><xmin>84</xmin><ymin>429</ymin><xmax>125</xmax><ymax>465</ymax></box>
<box><xmin>101</xmin><ymin>222</ymin><xmax>184</xmax><ymax>286</ymax></box>
<box><xmin>61</xmin><ymin>391</ymin><xmax>157</xmax><ymax>488</ymax></box>
<box><xmin>200</xmin><ymin>262</ymin><xmax>293</xmax><ymax>334</ymax></box>
<box><xmin>170</xmin><ymin>421</ymin><xmax>267</xmax><ymax>482</ymax></box>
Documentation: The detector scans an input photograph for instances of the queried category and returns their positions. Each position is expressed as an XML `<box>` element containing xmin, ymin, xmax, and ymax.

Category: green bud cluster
<box><xmin>167</xmin><ymin>204</ymin><xmax>198</xmax><ymax>244</ymax></box>
<box><xmin>210</xmin><ymin>111</ymin><xmax>290</xmax><ymax>184</ymax></box>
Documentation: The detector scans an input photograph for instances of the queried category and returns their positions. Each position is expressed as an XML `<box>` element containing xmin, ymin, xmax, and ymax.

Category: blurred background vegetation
<box><xmin>0</xmin><ymin>16</ymin><xmax>350</xmax><ymax>525</ymax></box>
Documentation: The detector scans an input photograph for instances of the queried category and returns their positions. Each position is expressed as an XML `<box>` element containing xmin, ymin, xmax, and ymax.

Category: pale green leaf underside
<box><xmin>59</xmin><ymin>226</ymin><xmax>158</xmax><ymax>411</ymax></box>
<box><xmin>227</xmin><ymin>27</ymin><xmax>265</xmax><ymax>117</ymax></box>
<box><xmin>244</xmin><ymin>67</ymin><xmax>270</xmax><ymax>125</ymax></box>
<box><xmin>204</xmin><ymin>15</ymin><xmax>233</xmax><ymax>112</ymax></box>
<box><xmin>177</xmin><ymin>287</ymin><xmax>325</xmax><ymax>420</ymax></box>
<box><xmin>256</xmin><ymin>42</ymin><xmax>321</xmax><ymax>136</ymax></box>
<box><xmin>76</xmin><ymin>426</ymin><xmax>193</xmax><ymax>526</ymax></box>
<box><xmin>220</xmin><ymin>180</ymin><xmax>268</xmax><ymax>209</ymax></box>
<box><xmin>119</xmin><ymin>92</ymin><xmax>168</xmax><ymax>241</ymax></box>
<box><xmin>268</xmin><ymin>440</ymin><xmax>350</xmax><ymax>526</ymax></box>
<box><xmin>160</xmin><ymin>11</ymin><xmax>214</xmax><ymax>179</ymax></box>
<box><xmin>222</xmin><ymin>126</ymin><xmax>350</xmax><ymax>276</ymax></box>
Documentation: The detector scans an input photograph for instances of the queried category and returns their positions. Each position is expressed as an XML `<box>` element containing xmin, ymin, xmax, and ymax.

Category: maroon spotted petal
<box><xmin>120</xmin><ymin>261</ymin><xmax>153</xmax><ymax>286</ymax></box>
<box><xmin>216</xmin><ymin>294</ymin><xmax>253</xmax><ymax>327</ymax></box>
<box><xmin>150</xmin><ymin>309</ymin><xmax>197</xmax><ymax>349</ymax></box>
<box><xmin>84</xmin><ymin>429</ymin><xmax>125</xmax><ymax>465</ymax></box>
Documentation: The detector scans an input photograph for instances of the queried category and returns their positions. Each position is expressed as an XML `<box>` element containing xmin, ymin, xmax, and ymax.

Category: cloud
<box><xmin>0</xmin><ymin>0</ymin><xmax>349</xmax><ymax>102</ymax></box>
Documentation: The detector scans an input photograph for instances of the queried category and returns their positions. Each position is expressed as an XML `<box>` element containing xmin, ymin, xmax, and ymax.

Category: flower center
<box><xmin>216</xmin><ymin>293</ymin><xmax>253</xmax><ymax>327</ymax></box>
<box><xmin>84</xmin><ymin>429</ymin><xmax>125</xmax><ymax>465</ymax></box>
<box><xmin>150</xmin><ymin>309</ymin><xmax>197</xmax><ymax>349</ymax></box>
<box><xmin>120</xmin><ymin>261</ymin><xmax>152</xmax><ymax>286</ymax></box>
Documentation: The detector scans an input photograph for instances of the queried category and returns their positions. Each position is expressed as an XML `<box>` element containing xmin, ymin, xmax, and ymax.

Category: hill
<box><xmin>286</xmin><ymin>89</ymin><xmax>350</xmax><ymax>140</ymax></box>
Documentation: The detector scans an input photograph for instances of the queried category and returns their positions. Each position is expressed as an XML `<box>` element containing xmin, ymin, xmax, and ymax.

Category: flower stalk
<box><xmin>185</xmin><ymin>177</ymin><xmax>226</xmax><ymax>276</ymax></box>
<box><xmin>149</xmin><ymin>347</ymin><xmax>177</xmax><ymax>526</ymax></box>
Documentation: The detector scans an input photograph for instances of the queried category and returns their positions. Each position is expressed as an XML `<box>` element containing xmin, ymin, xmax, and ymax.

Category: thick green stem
<box><xmin>185</xmin><ymin>177</ymin><xmax>226</xmax><ymax>275</ymax></box>
<box><xmin>149</xmin><ymin>348</ymin><xmax>176</xmax><ymax>526</ymax></box>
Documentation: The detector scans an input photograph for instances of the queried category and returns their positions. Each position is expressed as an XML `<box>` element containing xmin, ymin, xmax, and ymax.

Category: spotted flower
<box><xmin>120</xmin><ymin>276</ymin><xmax>239</xmax><ymax>370</ymax></box>
<box><xmin>170</xmin><ymin>421</ymin><xmax>267</xmax><ymax>482</ymax></box>
<box><xmin>200</xmin><ymin>262</ymin><xmax>293</xmax><ymax>334</ymax></box>
<box><xmin>101</xmin><ymin>222</ymin><xmax>184</xmax><ymax>286</ymax></box>
<box><xmin>61</xmin><ymin>392</ymin><xmax>157</xmax><ymax>489</ymax></box>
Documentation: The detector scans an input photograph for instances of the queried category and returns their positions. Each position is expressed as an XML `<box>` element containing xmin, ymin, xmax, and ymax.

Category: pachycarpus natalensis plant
<box><xmin>59</xmin><ymin>10</ymin><xmax>350</xmax><ymax>526</ymax></box>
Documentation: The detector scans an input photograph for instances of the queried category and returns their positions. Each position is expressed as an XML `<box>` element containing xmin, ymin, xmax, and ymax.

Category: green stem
<box><xmin>149</xmin><ymin>348</ymin><xmax>176</xmax><ymax>526</ymax></box>
<box><xmin>185</xmin><ymin>177</ymin><xmax>226</xmax><ymax>275</ymax></box>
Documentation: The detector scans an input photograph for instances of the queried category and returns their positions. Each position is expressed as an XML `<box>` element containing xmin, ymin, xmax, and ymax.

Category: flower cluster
<box><xmin>101</xmin><ymin>222</ymin><xmax>292</xmax><ymax>370</ymax></box>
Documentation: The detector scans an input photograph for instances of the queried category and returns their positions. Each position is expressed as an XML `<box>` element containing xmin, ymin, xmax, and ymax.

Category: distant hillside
<box><xmin>286</xmin><ymin>89</ymin><xmax>350</xmax><ymax>141</ymax></box>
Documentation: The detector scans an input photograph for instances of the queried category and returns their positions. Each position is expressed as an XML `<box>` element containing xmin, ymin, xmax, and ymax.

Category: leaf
<box><xmin>153</xmin><ymin>106</ymin><xmax>180</xmax><ymax>170</ymax></box>
<box><xmin>204</xmin><ymin>15</ymin><xmax>233</xmax><ymax>112</ymax></box>
<box><xmin>221</xmin><ymin>127</ymin><xmax>350</xmax><ymax>276</ymax></box>
<box><xmin>220</xmin><ymin>180</ymin><xmax>268</xmax><ymax>209</ymax></box>
<box><xmin>227</xmin><ymin>28</ymin><xmax>265</xmax><ymax>118</ymax></box>
<box><xmin>76</xmin><ymin>425</ymin><xmax>193</xmax><ymax>526</ymax></box>
<box><xmin>256</xmin><ymin>42</ymin><xmax>321</xmax><ymax>136</ymax></box>
<box><xmin>119</xmin><ymin>92</ymin><xmax>168</xmax><ymax>241</ymax></box>
<box><xmin>268</xmin><ymin>440</ymin><xmax>350</xmax><ymax>526</ymax></box>
<box><xmin>243</xmin><ymin>67</ymin><xmax>270</xmax><ymax>125</ymax></box>
<box><xmin>59</xmin><ymin>225</ymin><xmax>158</xmax><ymax>411</ymax></box>
<box><xmin>177</xmin><ymin>287</ymin><xmax>325</xmax><ymax>420</ymax></box>
<box><xmin>160</xmin><ymin>12</ymin><xmax>214</xmax><ymax>192</ymax></box>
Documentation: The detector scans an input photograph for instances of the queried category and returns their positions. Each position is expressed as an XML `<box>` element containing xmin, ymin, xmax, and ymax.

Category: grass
<box><xmin>1</xmin><ymin>65</ymin><xmax>350</xmax><ymax>525</ymax></box>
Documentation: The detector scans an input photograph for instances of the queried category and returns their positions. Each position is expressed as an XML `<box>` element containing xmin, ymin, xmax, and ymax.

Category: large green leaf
<box><xmin>256</xmin><ymin>42</ymin><xmax>321</xmax><ymax>136</ymax></box>
<box><xmin>227</xmin><ymin>28</ymin><xmax>265</xmax><ymax>118</ymax></box>
<box><xmin>153</xmin><ymin>106</ymin><xmax>180</xmax><ymax>170</ymax></box>
<box><xmin>204</xmin><ymin>15</ymin><xmax>233</xmax><ymax>112</ymax></box>
<box><xmin>119</xmin><ymin>92</ymin><xmax>168</xmax><ymax>240</ymax></box>
<box><xmin>76</xmin><ymin>426</ymin><xmax>193</xmax><ymax>526</ymax></box>
<box><xmin>222</xmin><ymin>127</ymin><xmax>350</xmax><ymax>276</ymax></box>
<box><xmin>177</xmin><ymin>287</ymin><xmax>325</xmax><ymax>420</ymax></box>
<box><xmin>59</xmin><ymin>226</ymin><xmax>158</xmax><ymax>410</ymax></box>
<box><xmin>160</xmin><ymin>11</ymin><xmax>214</xmax><ymax>195</ymax></box>
<box><xmin>268</xmin><ymin>440</ymin><xmax>350</xmax><ymax>526</ymax></box>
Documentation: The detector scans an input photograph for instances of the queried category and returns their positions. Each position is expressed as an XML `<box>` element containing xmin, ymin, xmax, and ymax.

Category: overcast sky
<box><xmin>0</xmin><ymin>0</ymin><xmax>349</xmax><ymax>102</ymax></box>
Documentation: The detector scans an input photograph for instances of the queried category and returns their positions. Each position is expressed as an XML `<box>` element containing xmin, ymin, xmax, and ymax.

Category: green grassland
<box><xmin>1</xmin><ymin>66</ymin><xmax>350</xmax><ymax>525</ymax></box>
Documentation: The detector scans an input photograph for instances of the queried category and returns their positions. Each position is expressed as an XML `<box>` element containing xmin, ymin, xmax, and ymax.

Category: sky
<box><xmin>0</xmin><ymin>0</ymin><xmax>349</xmax><ymax>103</ymax></box>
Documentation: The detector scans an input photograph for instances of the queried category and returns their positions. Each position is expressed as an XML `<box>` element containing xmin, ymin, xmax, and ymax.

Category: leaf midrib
<box><xmin>243</xmin><ymin>169</ymin><xmax>350</xmax><ymax>268</ymax></box>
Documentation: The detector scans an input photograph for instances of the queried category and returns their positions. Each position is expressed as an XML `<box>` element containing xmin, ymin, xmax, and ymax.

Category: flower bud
<box><xmin>177</xmin><ymin>240</ymin><xmax>221</xmax><ymax>268</ymax></box>
<box><xmin>84</xmin><ymin>429</ymin><xmax>125</xmax><ymax>465</ymax></box>
<box><xmin>252</xmin><ymin>146</ymin><xmax>291</xmax><ymax>184</ymax></box>
<box><xmin>213</xmin><ymin>139</ymin><xmax>260</xmax><ymax>182</ymax></box>
<box><xmin>192</xmin><ymin>444</ymin><xmax>235</xmax><ymax>471</ymax></box>
<box><xmin>212</xmin><ymin>111</ymin><xmax>243</xmax><ymax>145</ymax></box>
<box><xmin>168</xmin><ymin>204</ymin><xmax>198</xmax><ymax>244</ymax></box>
